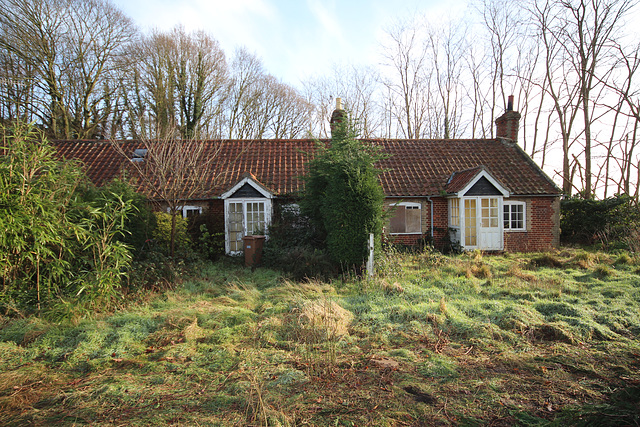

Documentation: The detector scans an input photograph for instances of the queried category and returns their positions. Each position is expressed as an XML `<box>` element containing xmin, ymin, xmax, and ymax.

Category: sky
<box><xmin>110</xmin><ymin>0</ymin><xmax>468</xmax><ymax>86</ymax></box>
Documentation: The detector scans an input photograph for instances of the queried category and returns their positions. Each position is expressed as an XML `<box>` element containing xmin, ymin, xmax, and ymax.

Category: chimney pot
<box><xmin>495</xmin><ymin>95</ymin><xmax>521</xmax><ymax>143</ymax></box>
<box><xmin>330</xmin><ymin>97</ymin><xmax>346</xmax><ymax>138</ymax></box>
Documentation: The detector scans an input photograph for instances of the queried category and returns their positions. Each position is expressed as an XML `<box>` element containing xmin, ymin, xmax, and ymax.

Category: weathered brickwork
<box><xmin>504</xmin><ymin>196</ymin><xmax>559</xmax><ymax>252</ymax></box>
<box><xmin>431</xmin><ymin>197</ymin><xmax>450</xmax><ymax>246</ymax></box>
<box><xmin>383</xmin><ymin>196</ymin><xmax>560</xmax><ymax>253</ymax></box>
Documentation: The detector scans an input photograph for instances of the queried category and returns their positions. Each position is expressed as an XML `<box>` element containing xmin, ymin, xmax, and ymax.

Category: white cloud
<box><xmin>305</xmin><ymin>0</ymin><xmax>343</xmax><ymax>43</ymax></box>
<box><xmin>110</xmin><ymin>0</ymin><xmax>475</xmax><ymax>85</ymax></box>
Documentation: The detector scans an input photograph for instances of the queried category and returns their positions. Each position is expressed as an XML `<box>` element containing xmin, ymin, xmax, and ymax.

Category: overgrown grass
<box><xmin>1</xmin><ymin>248</ymin><xmax>639</xmax><ymax>425</ymax></box>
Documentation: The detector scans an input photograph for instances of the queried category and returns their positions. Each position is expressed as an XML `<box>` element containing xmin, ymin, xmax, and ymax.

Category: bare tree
<box><xmin>224</xmin><ymin>48</ymin><xmax>265</xmax><ymax>139</ymax></box>
<box><xmin>267</xmin><ymin>80</ymin><xmax>313</xmax><ymax>139</ymax></box>
<box><xmin>530</xmin><ymin>0</ymin><xmax>583</xmax><ymax>195</ymax></box>
<box><xmin>64</xmin><ymin>0</ymin><xmax>135</xmax><ymax>139</ymax></box>
<box><xmin>126</xmin><ymin>27</ymin><xmax>227</xmax><ymax>139</ymax></box>
<box><xmin>562</xmin><ymin>0</ymin><xmax>634</xmax><ymax>197</ymax></box>
<box><xmin>600</xmin><ymin>40</ymin><xmax>640</xmax><ymax>197</ymax></box>
<box><xmin>0</xmin><ymin>51</ymin><xmax>38</xmax><ymax>124</ymax></box>
<box><xmin>527</xmin><ymin>0</ymin><xmax>635</xmax><ymax>196</ymax></box>
<box><xmin>303</xmin><ymin>64</ymin><xmax>382</xmax><ymax>138</ymax></box>
<box><xmin>428</xmin><ymin>21</ymin><xmax>468</xmax><ymax>138</ymax></box>
<box><xmin>381</xmin><ymin>19</ymin><xmax>431</xmax><ymax>139</ymax></box>
<box><xmin>111</xmin><ymin>131</ymin><xmax>220</xmax><ymax>257</ymax></box>
<box><xmin>0</xmin><ymin>0</ymin><xmax>135</xmax><ymax>139</ymax></box>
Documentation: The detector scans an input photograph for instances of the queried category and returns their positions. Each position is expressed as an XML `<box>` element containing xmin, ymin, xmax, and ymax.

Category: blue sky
<box><xmin>111</xmin><ymin>0</ymin><xmax>468</xmax><ymax>85</ymax></box>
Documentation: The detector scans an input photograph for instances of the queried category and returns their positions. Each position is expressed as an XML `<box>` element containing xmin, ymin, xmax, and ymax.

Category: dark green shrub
<box><xmin>300</xmin><ymin>114</ymin><xmax>386</xmax><ymax>270</ymax></box>
<box><xmin>561</xmin><ymin>194</ymin><xmax>640</xmax><ymax>247</ymax></box>
<box><xmin>263</xmin><ymin>204</ymin><xmax>336</xmax><ymax>280</ymax></box>
<box><xmin>188</xmin><ymin>209</ymin><xmax>225</xmax><ymax>260</ymax></box>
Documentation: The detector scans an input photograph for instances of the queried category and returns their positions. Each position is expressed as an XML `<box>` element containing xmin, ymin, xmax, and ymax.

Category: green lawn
<box><xmin>1</xmin><ymin>248</ymin><xmax>639</xmax><ymax>426</ymax></box>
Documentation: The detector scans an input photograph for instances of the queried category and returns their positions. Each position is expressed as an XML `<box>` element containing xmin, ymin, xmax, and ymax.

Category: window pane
<box><xmin>450</xmin><ymin>199</ymin><xmax>460</xmax><ymax>227</ymax></box>
<box><xmin>406</xmin><ymin>206</ymin><xmax>421</xmax><ymax>233</ymax></box>
<box><xmin>514</xmin><ymin>204</ymin><xmax>524</xmax><ymax>228</ymax></box>
<box><xmin>389</xmin><ymin>206</ymin><xmax>406</xmax><ymax>233</ymax></box>
<box><xmin>228</xmin><ymin>202</ymin><xmax>244</xmax><ymax>251</ymax></box>
<box><xmin>504</xmin><ymin>205</ymin><xmax>511</xmax><ymax>228</ymax></box>
<box><xmin>480</xmin><ymin>198</ymin><xmax>499</xmax><ymax>228</ymax></box>
<box><xmin>464</xmin><ymin>199</ymin><xmax>477</xmax><ymax>246</ymax></box>
<box><xmin>246</xmin><ymin>202</ymin><xmax>266</xmax><ymax>235</ymax></box>
<box><xmin>504</xmin><ymin>203</ymin><xmax>525</xmax><ymax>230</ymax></box>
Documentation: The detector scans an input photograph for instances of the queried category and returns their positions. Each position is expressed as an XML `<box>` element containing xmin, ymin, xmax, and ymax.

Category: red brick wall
<box><xmin>504</xmin><ymin>196</ymin><xmax>560</xmax><ymax>252</ymax></box>
<box><xmin>383</xmin><ymin>197</ymin><xmax>451</xmax><ymax>248</ymax></box>
<box><xmin>386</xmin><ymin>234</ymin><xmax>423</xmax><ymax>245</ymax></box>
<box><xmin>431</xmin><ymin>197</ymin><xmax>450</xmax><ymax>245</ymax></box>
<box><xmin>384</xmin><ymin>195</ymin><xmax>560</xmax><ymax>253</ymax></box>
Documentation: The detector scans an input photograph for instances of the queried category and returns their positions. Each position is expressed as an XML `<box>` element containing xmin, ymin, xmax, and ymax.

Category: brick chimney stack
<box><xmin>330</xmin><ymin>97</ymin><xmax>346</xmax><ymax>138</ymax></box>
<box><xmin>495</xmin><ymin>95</ymin><xmax>521</xmax><ymax>143</ymax></box>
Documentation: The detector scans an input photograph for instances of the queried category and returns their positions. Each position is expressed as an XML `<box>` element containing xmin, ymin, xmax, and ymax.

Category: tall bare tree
<box><xmin>111</xmin><ymin>132</ymin><xmax>220</xmax><ymax>257</ymax></box>
<box><xmin>303</xmin><ymin>64</ymin><xmax>382</xmax><ymax>138</ymax></box>
<box><xmin>381</xmin><ymin>19</ymin><xmax>431</xmax><ymax>139</ymax></box>
<box><xmin>0</xmin><ymin>0</ymin><xmax>134</xmax><ymax>139</ymax></box>
<box><xmin>428</xmin><ymin>21</ymin><xmax>468</xmax><ymax>138</ymax></box>
<box><xmin>126</xmin><ymin>27</ymin><xmax>227</xmax><ymax>139</ymax></box>
<box><xmin>528</xmin><ymin>0</ymin><xmax>635</xmax><ymax>196</ymax></box>
<box><xmin>224</xmin><ymin>48</ymin><xmax>265</xmax><ymax>139</ymax></box>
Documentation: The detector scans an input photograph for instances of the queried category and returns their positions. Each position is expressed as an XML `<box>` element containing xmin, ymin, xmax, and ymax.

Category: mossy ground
<box><xmin>1</xmin><ymin>249</ymin><xmax>639</xmax><ymax>426</ymax></box>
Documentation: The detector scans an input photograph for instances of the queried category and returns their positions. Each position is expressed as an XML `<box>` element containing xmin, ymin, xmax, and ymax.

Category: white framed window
<box><xmin>224</xmin><ymin>198</ymin><xmax>272</xmax><ymax>253</ymax></box>
<box><xmin>389</xmin><ymin>202</ymin><xmax>421</xmax><ymax>234</ymax></box>
<box><xmin>167</xmin><ymin>205</ymin><xmax>203</xmax><ymax>219</ymax></box>
<box><xmin>449</xmin><ymin>198</ymin><xmax>460</xmax><ymax>227</ymax></box>
<box><xmin>504</xmin><ymin>201</ymin><xmax>526</xmax><ymax>231</ymax></box>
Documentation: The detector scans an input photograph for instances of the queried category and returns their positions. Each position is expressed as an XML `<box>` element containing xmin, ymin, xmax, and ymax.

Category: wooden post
<box><xmin>367</xmin><ymin>233</ymin><xmax>374</xmax><ymax>278</ymax></box>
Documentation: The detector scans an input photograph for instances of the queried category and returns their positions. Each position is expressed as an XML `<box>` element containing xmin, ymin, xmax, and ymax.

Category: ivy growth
<box><xmin>300</xmin><ymin>113</ymin><xmax>386</xmax><ymax>270</ymax></box>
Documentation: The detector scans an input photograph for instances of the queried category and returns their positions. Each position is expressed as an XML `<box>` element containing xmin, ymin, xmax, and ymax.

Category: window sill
<box><xmin>389</xmin><ymin>232</ymin><xmax>422</xmax><ymax>235</ymax></box>
<box><xmin>504</xmin><ymin>229</ymin><xmax>527</xmax><ymax>232</ymax></box>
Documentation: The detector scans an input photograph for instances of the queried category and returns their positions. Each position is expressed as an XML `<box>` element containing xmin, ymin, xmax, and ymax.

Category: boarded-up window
<box><xmin>389</xmin><ymin>203</ymin><xmax>421</xmax><ymax>233</ymax></box>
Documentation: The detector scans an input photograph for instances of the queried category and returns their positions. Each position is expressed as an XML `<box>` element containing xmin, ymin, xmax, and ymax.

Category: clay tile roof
<box><xmin>53</xmin><ymin>139</ymin><xmax>320</xmax><ymax>199</ymax></box>
<box><xmin>445</xmin><ymin>166</ymin><xmax>486</xmax><ymax>194</ymax></box>
<box><xmin>374</xmin><ymin>138</ymin><xmax>560</xmax><ymax>196</ymax></box>
<box><xmin>53</xmin><ymin>137</ymin><xmax>560</xmax><ymax>199</ymax></box>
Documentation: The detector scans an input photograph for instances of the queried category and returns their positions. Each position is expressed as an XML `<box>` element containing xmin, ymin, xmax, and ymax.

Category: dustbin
<box><xmin>242</xmin><ymin>235</ymin><xmax>266</xmax><ymax>267</ymax></box>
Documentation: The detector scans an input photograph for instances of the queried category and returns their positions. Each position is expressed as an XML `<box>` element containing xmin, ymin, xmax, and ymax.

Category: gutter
<box><xmin>426</xmin><ymin>196</ymin><xmax>434</xmax><ymax>239</ymax></box>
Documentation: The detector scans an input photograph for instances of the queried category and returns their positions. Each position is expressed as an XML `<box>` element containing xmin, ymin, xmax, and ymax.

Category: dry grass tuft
<box><xmin>381</xmin><ymin>280</ymin><xmax>404</xmax><ymax>295</ymax></box>
<box><xmin>529</xmin><ymin>254</ymin><xmax>564</xmax><ymax>268</ymax></box>
<box><xmin>298</xmin><ymin>299</ymin><xmax>353</xmax><ymax>338</ymax></box>
<box><xmin>506</xmin><ymin>263</ymin><xmax>537</xmax><ymax>282</ymax></box>
<box><xmin>467</xmin><ymin>263</ymin><xmax>493</xmax><ymax>279</ymax></box>
<box><xmin>438</xmin><ymin>297</ymin><xmax>448</xmax><ymax>315</ymax></box>
<box><xmin>183</xmin><ymin>318</ymin><xmax>206</xmax><ymax>342</ymax></box>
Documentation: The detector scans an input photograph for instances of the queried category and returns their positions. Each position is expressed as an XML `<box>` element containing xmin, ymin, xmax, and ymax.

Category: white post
<box><xmin>367</xmin><ymin>233</ymin><xmax>374</xmax><ymax>278</ymax></box>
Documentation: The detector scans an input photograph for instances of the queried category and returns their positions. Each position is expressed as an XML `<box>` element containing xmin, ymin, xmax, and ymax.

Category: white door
<box><xmin>225</xmin><ymin>200</ymin><xmax>269</xmax><ymax>254</ymax></box>
<box><xmin>478</xmin><ymin>197</ymin><xmax>502</xmax><ymax>250</ymax></box>
<box><xmin>227</xmin><ymin>202</ymin><xmax>244</xmax><ymax>253</ymax></box>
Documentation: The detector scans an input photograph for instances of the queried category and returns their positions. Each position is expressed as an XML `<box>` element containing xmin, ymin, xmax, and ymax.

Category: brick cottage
<box><xmin>54</xmin><ymin>97</ymin><xmax>561</xmax><ymax>254</ymax></box>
